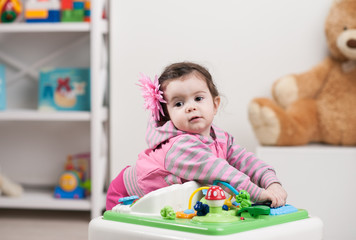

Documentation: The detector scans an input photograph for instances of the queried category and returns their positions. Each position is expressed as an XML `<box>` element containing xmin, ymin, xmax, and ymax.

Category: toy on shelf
<box><xmin>25</xmin><ymin>0</ymin><xmax>60</xmax><ymax>23</ymax></box>
<box><xmin>0</xmin><ymin>171</ymin><xmax>23</xmax><ymax>197</ymax></box>
<box><xmin>38</xmin><ymin>68</ymin><xmax>90</xmax><ymax>111</ymax></box>
<box><xmin>61</xmin><ymin>0</ymin><xmax>90</xmax><ymax>22</ymax></box>
<box><xmin>54</xmin><ymin>153</ymin><xmax>91</xmax><ymax>199</ymax></box>
<box><xmin>106</xmin><ymin>181</ymin><xmax>310</xmax><ymax>236</ymax></box>
<box><xmin>0</xmin><ymin>0</ymin><xmax>22</xmax><ymax>23</ymax></box>
<box><xmin>83</xmin><ymin>0</ymin><xmax>90</xmax><ymax>22</ymax></box>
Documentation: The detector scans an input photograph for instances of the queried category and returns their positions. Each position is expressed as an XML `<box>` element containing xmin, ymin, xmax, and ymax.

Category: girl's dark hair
<box><xmin>158</xmin><ymin>62</ymin><xmax>219</xmax><ymax>123</ymax></box>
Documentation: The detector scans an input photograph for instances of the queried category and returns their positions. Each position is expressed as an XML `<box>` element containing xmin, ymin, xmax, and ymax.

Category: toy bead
<box><xmin>160</xmin><ymin>206</ymin><xmax>176</xmax><ymax>220</ymax></box>
<box><xmin>194</xmin><ymin>201</ymin><xmax>209</xmax><ymax>216</ymax></box>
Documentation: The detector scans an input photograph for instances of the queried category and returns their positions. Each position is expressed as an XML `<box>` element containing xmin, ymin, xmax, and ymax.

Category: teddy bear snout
<box><xmin>347</xmin><ymin>39</ymin><xmax>356</xmax><ymax>48</ymax></box>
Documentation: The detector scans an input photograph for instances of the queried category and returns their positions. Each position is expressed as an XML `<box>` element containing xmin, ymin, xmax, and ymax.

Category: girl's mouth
<box><xmin>189</xmin><ymin>116</ymin><xmax>201</xmax><ymax>122</ymax></box>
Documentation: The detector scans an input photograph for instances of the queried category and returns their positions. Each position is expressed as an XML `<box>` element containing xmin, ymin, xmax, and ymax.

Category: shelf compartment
<box><xmin>0</xmin><ymin>187</ymin><xmax>91</xmax><ymax>211</ymax></box>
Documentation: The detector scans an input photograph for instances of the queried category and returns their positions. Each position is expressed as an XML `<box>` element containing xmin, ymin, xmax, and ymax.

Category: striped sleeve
<box><xmin>164</xmin><ymin>135</ymin><xmax>263</xmax><ymax>202</ymax></box>
<box><xmin>123</xmin><ymin>166</ymin><xmax>145</xmax><ymax>197</ymax></box>
<box><xmin>226</xmin><ymin>134</ymin><xmax>280</xmax><ymax>189</ymax></box>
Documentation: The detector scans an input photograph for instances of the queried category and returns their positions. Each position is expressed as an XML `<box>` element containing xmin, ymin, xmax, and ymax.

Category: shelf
<box><xmin>0</xmin><ymin>0</ymin><xmax>110</xmax><ymax>218</ymax></box>
<box><xmin>0</xmin><ymin>21</ymin><xmax>108</xmax><ymax>33</ymax></box>
<box><xmin>0</xmin><ymin>108</ymin><xmax>108</xmax><ymax>121</ymax></box>
<box><xmin>0</xmin><ymin>109</ymin><xmax>90</xmax><ymax>121</ymax></box>
<box><xmin>0</xmin><ymin>187</ymin><xmax>91</xmax><ymax>211</ymax></box>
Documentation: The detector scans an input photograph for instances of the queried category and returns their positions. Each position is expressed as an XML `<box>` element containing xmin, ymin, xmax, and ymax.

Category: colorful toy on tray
<box><xmin>104</xmin><ymin>181</ymin><xmax>308</xmax><ymax>236</ymax></box>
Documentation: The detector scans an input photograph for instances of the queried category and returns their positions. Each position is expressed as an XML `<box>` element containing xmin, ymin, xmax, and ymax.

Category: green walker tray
<box><xmin>104</xmin><ymin>181</ymin><xmax>309</xmax><ymax>236</ymax></box>
<box><xmin>103</xmin><ymin>208</ymin><xmax>309</xmax><ymax>236</ymax></box>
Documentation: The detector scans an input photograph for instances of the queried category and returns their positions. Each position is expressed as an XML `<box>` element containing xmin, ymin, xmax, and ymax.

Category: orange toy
<box><xmin>175</xmin><ymin>211</ymin><xmax>196</xmax><ymax>219</ymax></box>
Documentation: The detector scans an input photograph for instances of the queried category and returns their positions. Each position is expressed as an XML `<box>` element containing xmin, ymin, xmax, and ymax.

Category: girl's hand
<box><xmin>266</xmin><ymin>183</ymin><xmax>288</xmax><ymax>208</ymax></box>
<box><xmin>257</xmin><ymin>189</ymin><xmax>274</xmax><ymax>204</ymax></box>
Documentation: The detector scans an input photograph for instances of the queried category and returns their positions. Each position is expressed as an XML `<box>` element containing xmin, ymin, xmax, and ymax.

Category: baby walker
<box><xmin>89</xmin><ymin>181</ymin><xmax>323</xmax><ymax>240</ymax></box>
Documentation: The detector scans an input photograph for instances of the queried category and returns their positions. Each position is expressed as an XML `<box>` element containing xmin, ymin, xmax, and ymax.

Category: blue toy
<box><xmin>54</xmin><ymin>153</ymin><xmax>91</xmax><ymax>199</ymax></box>
<box><xmin>118</xmin><ymin>196</ymin><xmax>139</xmax><ymax>205</ymax></box>
<box><xmin>270</xmin><ymin>204</ymin><xmax>298</xmax><ymax>215</ymax></box>
<box><xmin>194</xmin><ymin>201</ymin><xmax>209</xmax><ymax>216</ymax></box>
<box><xmin>54</xmin><ymin>170</ymin><xmax>85</xmax><ymax>199</ymax></box>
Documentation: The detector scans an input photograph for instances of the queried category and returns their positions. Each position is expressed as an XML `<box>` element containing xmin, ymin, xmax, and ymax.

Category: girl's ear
<box><xmin>213</xmin><ymin>96</ymin><xmax>221</xmax><ymax>114</ymax></box>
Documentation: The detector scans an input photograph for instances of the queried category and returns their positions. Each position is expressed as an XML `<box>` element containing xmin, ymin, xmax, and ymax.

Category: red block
<box><xmin>61</xmin><ymin>0</ymin><xmax>73</xmax><ymax>10</ymax></box>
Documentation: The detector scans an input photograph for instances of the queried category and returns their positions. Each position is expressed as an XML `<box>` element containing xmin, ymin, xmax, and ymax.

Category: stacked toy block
<box><xmin>61</xmin><ymin>0</ymin><xmax>90</xmax><ymax>22</ymax></box>
<box><xmin>25</xmin><ymin>0</ymin><xmax>61</xmax><ymax>23</ymax></box>
<box><xmin>24</xmin><ymin>0</ymin><xmax>91</xmax><ymax>23</ymax></box>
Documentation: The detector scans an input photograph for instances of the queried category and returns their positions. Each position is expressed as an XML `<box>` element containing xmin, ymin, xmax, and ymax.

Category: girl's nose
<box><xmin>186</xmin><ymin>103</ymin><xmax>197</xmax><ymax>112</ymax></box>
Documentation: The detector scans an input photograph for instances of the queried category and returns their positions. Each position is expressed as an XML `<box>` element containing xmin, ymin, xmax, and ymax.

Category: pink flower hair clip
<box><xmin>137</xmin><ymin>73</ymin><xmax>166</xmax><ymax>121</ymax></box>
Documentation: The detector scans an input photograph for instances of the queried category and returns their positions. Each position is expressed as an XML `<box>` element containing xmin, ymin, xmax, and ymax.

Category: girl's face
<box><xmin>163</xmin><ymin>73</ymin><xmax>220</xmax><ymax>137</ymax></box>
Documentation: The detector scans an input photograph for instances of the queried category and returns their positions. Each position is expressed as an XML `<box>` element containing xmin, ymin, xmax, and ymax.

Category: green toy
<box><xmin>160</xmin><ymin>206</ymin><xmax>176</xmax><ymax>220</ymax></box>
<box><xmin>235</xmin><ymin>190</ymin><xmax>252</xmax><ymax>208</ymax></box>
<box><xmin>237</xmin><ymin>205</ymin><xmax>271</xmax><ymax>217</ymax></box>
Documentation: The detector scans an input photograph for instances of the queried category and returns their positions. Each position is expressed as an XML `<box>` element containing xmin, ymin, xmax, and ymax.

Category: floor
<box><xmin>0</xmin><ymin>209</ymin><xmax>91</xmax><ymax>240</ymax></box>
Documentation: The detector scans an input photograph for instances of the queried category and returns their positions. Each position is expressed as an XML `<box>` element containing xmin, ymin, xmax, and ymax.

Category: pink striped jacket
<box><xmin>123</xmin><ymin>118</ymin><xmax>280</xmax><ymax>202</ymax></box>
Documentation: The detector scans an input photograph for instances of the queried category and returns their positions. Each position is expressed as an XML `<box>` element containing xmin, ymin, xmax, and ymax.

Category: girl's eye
<box><xmin>175</xmin><ymin>102</ymin><xmax>183</xmax><ymax>107</ymax></box>
<box><xmin>344</xmin><ymin>26</ymin><xmax>348</xmax><ymax>31</ymax></box>
<box><xmin>195</xmin><ymin>96</ymin><xmax>203</xmax><ymax>102</ymax></box>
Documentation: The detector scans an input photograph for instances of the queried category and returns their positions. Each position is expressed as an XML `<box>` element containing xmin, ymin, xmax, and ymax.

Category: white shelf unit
<box><xmin>0</xmin><ymin>0</ymin><xmax>109</xmax><ymax>219</ymax></box>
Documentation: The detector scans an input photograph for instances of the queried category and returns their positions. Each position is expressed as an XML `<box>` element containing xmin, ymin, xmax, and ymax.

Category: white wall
<box><xmin>110</xmin><ymin>0</ymin><xmax>334</xmax><ymax>179</ymax></box>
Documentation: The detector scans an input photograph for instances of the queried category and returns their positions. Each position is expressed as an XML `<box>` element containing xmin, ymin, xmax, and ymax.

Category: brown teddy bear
<box><xmin>248</xmin><ymin>0</ymin><xmax>356</xmax><ymax>146</ymax></box>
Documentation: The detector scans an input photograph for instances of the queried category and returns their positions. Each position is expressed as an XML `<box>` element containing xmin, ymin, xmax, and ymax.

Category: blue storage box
<box><xmin>38</xmin><ymin>68</ymin><xmax>90</xmax><ymax>111</ymax></box>
<box><xmin>0</xmin><ymin>65</ymin><xmax>6</xmax><ymax>110</ymax></box>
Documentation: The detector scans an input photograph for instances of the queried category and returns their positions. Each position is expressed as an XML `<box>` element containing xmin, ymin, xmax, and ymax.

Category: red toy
<box><xmin>0</xmin><ymin>0</ymin><xmax>22</xmax><ymax>23</ymax></box>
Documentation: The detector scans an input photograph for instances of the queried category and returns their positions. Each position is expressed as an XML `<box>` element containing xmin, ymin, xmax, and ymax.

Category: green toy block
<box><xmin>61</xmin><ymin>10</ymin><xmax>84</xmax><ymax>22</ymax></box>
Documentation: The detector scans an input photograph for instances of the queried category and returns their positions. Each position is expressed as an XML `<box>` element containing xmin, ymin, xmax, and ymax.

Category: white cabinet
<box><xmin>0</xmin><ymin>0</ymin><xmax>109</xmax><ymax>219</ymax></box>
<box><xmin>256</xmin><ymin>145</ymin><xmax>356</xmax><ymax>240</ymax></box>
